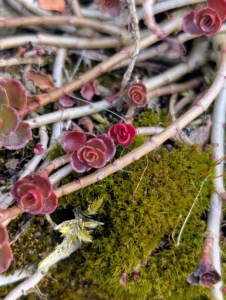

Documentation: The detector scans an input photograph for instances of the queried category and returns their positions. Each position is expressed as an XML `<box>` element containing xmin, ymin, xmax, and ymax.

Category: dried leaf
<box><xmin>38</xmin><ymin>0</ymin><xmax>66</xmax><ymax>15</ymax></box>
<box><xmin>27</xmin><ymin>93</ymin><xmax>48</xmax><ymax>103</ymax></box>
<box><xmin>25</xmin><ymin>70</ymin><xmax>56</xmax><ymax>91</ymax></box>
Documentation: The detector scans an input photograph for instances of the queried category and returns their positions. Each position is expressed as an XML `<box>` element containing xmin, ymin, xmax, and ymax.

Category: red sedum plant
<box><xmin>182</xmin><ymin>0</ymin><xmax>226</xmax><ymax>36</ymax></box>
<box><xmin>0</xmin><ymin>223</ymin><xmax>13</xmax><ymax>274</ymax></box>
<box><xmin>11</xmin><ymin>173</ymin><xmax>58</xmax><ymax>215</ymax></box>
<box><xmin>123</xmin><ymin>81</ymin><xmax>147</xmax><ymax>107</ymax></box>
<box><xmin>0</xmin><ymin>79</ymin><xmax>31</xmax><ymax>149</ymax></box>
<box><xmin>187</xmin><ymin>259</ymin><xmax>221</xmax><ymax>288</ymax></box>
<box><xmin>94</xmin><ymin>0</ymin><xmax>122</xmax><ymax>17</ymax></box>
<box><xmin>108</xmin><ymin>123</ymin><xmax>136</xmax><ymax>147</ymax></box>
<box><xmin>62</xmin><ymin>131</ymin><xmax>116</xmax><ymax>173</ymax></box>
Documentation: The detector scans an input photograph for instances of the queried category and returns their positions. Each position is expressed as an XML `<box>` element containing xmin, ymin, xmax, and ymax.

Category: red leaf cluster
<box><xmin>108</xmin><ymin>123</ymin><xmax>136</xmax><ymax>148</ymax></box>
<box><xmin>182</xmin><ymin>0</ymin><xmax>226</xmax><ymax>36</ymax></box>
<box><xmin>80</xmin><ymin>80</ymin><xmax>100</xmax><ymax>101</ymax></box>
<box><xmin>62</xmin><ymin>131</ymin><xmax>116</xmax><ymax>173</ymax></box>
<box><xmin>187</xmin><ymin>258</ymin><xmax>221</xmax><ymax>288</ymax></box>
<box><xmin>0</xmin><ymin>79</ymin><xmax>32</xmax><ymax>149</ymax></box>
<box><xmin>123</xmin><ymin>81</ymin><xmax>147</xmax><ymax>107</ymax></box>
<box><xmin>11</xmin><ymin>173</ymin><xmax>58</xmax><ymax>215</ymax></box>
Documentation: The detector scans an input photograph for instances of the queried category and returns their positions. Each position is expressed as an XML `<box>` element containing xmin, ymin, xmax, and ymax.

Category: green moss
<box><xmin>48</xmin><ymin>142</ymin><xmax>66</xmax><ymax>160</ymax></box>
<box><xmin>45</xmin><ymin>143</ymin><xmax>213</xmax><ymax>300</ymax></box>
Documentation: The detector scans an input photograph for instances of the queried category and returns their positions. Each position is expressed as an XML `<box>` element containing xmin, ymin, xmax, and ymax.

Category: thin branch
<box><xmin>3</xmin><ymin>241</ymin><xmax>81</xmax><ymax>300</ymax></box>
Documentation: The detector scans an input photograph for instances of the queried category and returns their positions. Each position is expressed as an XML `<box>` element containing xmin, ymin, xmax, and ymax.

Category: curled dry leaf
<box><xmin>25</xmin><ymin>70</ymin><xmax>56</xmax><ymax>92</ymax></box>
<box><xmin>38</xmin><ymin>0</ymin><xmax>66</xmax><ymax>15</ymax></box>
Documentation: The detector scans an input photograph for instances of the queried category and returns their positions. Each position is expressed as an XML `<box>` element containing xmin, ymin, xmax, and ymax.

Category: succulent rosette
<box><xmin>0</xmin><ymin>79</ymin><xmax>31</xmax><ymax>149</ymax></box>
<box><xmin>108</xmin><ymin>123</ymin><xmax>136</xmax><ymax>147</ymax></box>
<box><xmin>124</xmin><ymin>81</ymin><xmax>147</xmax><ymax>107</ymax></box>
<box><xmin>182</xmin><ymin>0</ymin><xmax>226</xmax><ymax>36</ymax></box>
<box><xmin>11</xmin><ymin>173</ymin><xmax>58</xmax><ymax>215</ymax></box>
<box><xmin>62</xmin><ymin>131</ymin><xmax>116</xmax><ymax>173</ymax></box>
<box><xmin>0</xmin><ymin>223</ymin><xmax>13</xmax><ymax>274</ymax></box>
<box><xmin>187</xmin><ymin>260</ymin><xmax>221</xmax><ymax>288</ymax></box>
<box><xmin>94</xmin><ymin>0</ymin><xmax>122</xmax><ymax>17</ymax></box>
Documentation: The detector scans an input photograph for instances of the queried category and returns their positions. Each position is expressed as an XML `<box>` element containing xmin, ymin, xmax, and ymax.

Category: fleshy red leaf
<box><xmin>71</xmin><ymin>151</ymin><xmax>90</xmax><ymax>173</ymax></box>
<box><xmin>0</xmin><ymin>121</ymin><xmax>32</xmax><ymax>150</ymax></box>
<box><xmin>11</xmin><ymin>176</ymin><xmax>32</xmax><ymax>200</ymax></box>
<box><xmin>182</xmin><ymin>10</ymin><xmax>204</xmax><ymax>35</ymax></box>
<box><xmin>0</xmin><ymin>86</ymin><xmax>9</xmax><ymax>106</ymax></box>
<box><xmin>0</xmin><ymin>79</ymin><xmax>27</xmax><ymax>111</ymax></box>
<box><xmin>207</xmin><ymin>0</ymin><xmax>226</xmax><ymax>20</ymax></box>
<box><xmin>0</xmin><ymin>224</ymin><xmax>9</xmax><ymax>248</ymax></box>
<box><xmin>62</xmin><ymin>131</ymin><xmax>86</xmax><ymax>154</ymax></box>
<box><xmin>84</xmin><ymin>138</ymin><xmax>107</xmax><ymax>153</ymax></box>
<box><xmin>34</xmin><ymin>143</ymin><xmax>45</xmax><ymax>155</ymax></box>
<box><xmin>20</xmin><ymin>188</ymin><xmax>43</xmax><ymax>214</ymax></box>
<box><xmin>80</xmin><ymin>84</ymin><xmax>95</xmax><ymax>101</ymax></box>
<box><xmin>39</xmin><ymin>191</ymin><xmax>58</xmax><ymax>214</ymax></box>
<box><xmin>77</xmin><ymin>146</ymin><xmax>106</xmax><ymax>169</ymax></box>
<box><xmin>98</xmin><ymin>133</ymin><xmax>116</xmax><ymax>161</ymax></box>
<box><xmin>1</xmin><ymin>104</ymin><xmax>19</xmax><ymax>136</ymax></box>
<box><xmin>59</xmin><ymin>95</ymin><xmax>74</xmax><ymax>107</ymax></box>
<box><xmin>32</xmin><ymin>173</ymin><xmax>52</xmax><ymax>199</ymax></box>
<box><xmin>108</xmin><ymin>123</ymin><xmax>136</xmax><ymax>147</ymax></box>
<box><xmin>0</xmin><ymin>242</ymin><xmax>13</xmax><ymax>274</ymax></box>
<box><xmin>99</xmin><ymin>0</ymin><xmax>122</xmax><ymax>17</ymax></box>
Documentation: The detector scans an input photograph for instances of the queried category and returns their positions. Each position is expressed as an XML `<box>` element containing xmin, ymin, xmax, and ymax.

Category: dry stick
<box><xmin>3</xmin><ymin>240</ymin><xmax>82</xmax><ymax>300</ymax></box>
<box><xmin>0</xmin><ymin>34</ymin><xmax>120</xmax><ymax>51</ymax></box>
<box><xmin>174</xmin><ymin>93</ymin><xmax>195</xmax><ymax>113</ymax></box>
<box><xmin>0</xmin><ymin>16</ymin><xmax>129</xmax><ymax>45</ymax></box>
<box><xmin>145</xmin><ymin>38</ymin><xmax>209</xmax><ymax>91</ymax></box>
<box><xmin>143</xmin><ymin>0</ymin><xmax>165</xmax><ymax>39</ymax></box>
<box><xmin>53</xmin><ymin>48</ymin><xmax>226</xmax><ymax>198</ymax></box>
<box><xmin>39</xmin><ymin>154</ymin><xmax>71</xmax><ymax>177</ymax></box>
<box><xmin>50</xmin><ymin>48</ymin><xmax>67</xmax><ymax>145</ymax></box>
<box><xmin>69</xmin><ymin>0</ymin><xmax>83</xmax><ymax>17</ymax></box>
<box><xmin>147</xmin><ymin>77</ymin><xmax>202</xmax><ymax>99</ymax></box>
<box><xmin>153</xmin><ymin>0</ymin><xmax>205</xmax><ymax>14</ymax></box>
<box><xmin>22</xmin><ymin>10</ymin><xmax>186</xmax><ymax>116</ymax></box>
<box><xmin>111</xmin><ymin>30</ymin><xmax>198</xmax><ymax>71</ymax></box>
<box><xmin>206</xmin><ymin>34</ymin><xmax>226</xmax><ymax>299</ymax></box>
<box><xmin>0</xmin><ymin>57</ymin><xmax>43</xmax><ymax>67</ymax></box>
<box><xmin>26</xmin><ymin>99</ymin><xmax>113</xmax><ymax>129</ymax></box>
<box><xmin>49</xmin><ymin>164</ymin><xmax>73</xmax><ymax>186</ymax></box>
<box><xmin>119</xmin><ymin>0</ymin><xmax>140</xmax><ymax>93</ymax></box>
<box><xmin>5</xmin><ymin>0</ymin><xmax>76</xmax><ymax>34</ymax></box>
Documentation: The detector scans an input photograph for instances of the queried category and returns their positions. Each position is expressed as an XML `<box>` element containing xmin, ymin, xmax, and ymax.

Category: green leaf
<box><xmin>91</xmin><ymin>113</ymin><xmax>110</xmax><ymax>125</ymax></box>
<box><xmin>83</xmin><ymin>198</ymin><xmax>103</xmax><ymax>216</ymax></box>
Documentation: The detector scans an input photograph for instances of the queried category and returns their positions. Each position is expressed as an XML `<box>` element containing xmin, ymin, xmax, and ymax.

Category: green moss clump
<box><xmin>45</xmin><ymin>143</ymin><xmax>213</xmax><ymax>300</ymax></box>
